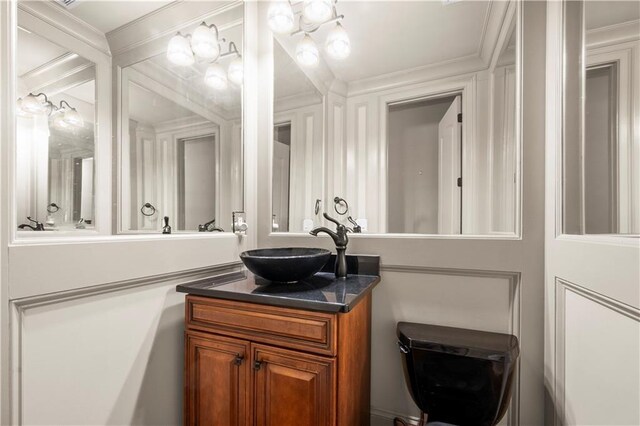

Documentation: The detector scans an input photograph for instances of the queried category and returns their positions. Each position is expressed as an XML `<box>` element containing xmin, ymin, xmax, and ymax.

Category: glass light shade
<box><xmin>191</xmin><ymin>23</ymin><xmax>220</xmax><ymax>60</ymax></box>
<box><xmin>303</xmin><ymin>0</ymin><xmax>333</xmax><ymax>24</ymax></box>
<box><xmin>63</xmin><ymin>107</ymin><xmax>84</xmax><ymax>128</ymax></box>
<box><xmin>296</xmin><ymin>34</ymin><xmax>319</xmax><ymax>67</ymax></box>
<box><xmin>268</xmin><ymin>1</ymin><xmax>295</xmax><ymax>34</ymax></box>
<box><xmin>228</xmin><ymin>57</ymin><xmax>243</xmax><ymax>85</ymax></box>
<box><xmin>20</xmin><ymin>93</ymin><xmax>49</xmax><ymax>114</ymax></box>
<box><xmin>325</xmin><ymin>22</ymin><xmax>350</xmax><ymax>59</ymax></box>
<box><xmin>16</xmin><ymin>98</ymin><xmax>31</xmax><ymax>117</ymax></box>
<box><xmin>52</xmin><ymin>110</ymin><xmax>71</xmax><ymax>129</ymax></box>
<box><xmin>167</xmin><ymin>33</ymin><xmax>194</xmax><ymax>66</ymax></box>
<box><xmin>205</xmin><ymin>63</ymin><xmax>228</xmax><ymax>90</ymax></box>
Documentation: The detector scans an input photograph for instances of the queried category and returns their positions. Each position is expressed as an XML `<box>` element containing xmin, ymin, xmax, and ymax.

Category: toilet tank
<box><xmin>397</xmin><ymin>322</ymin><xmax>519</xmax><ymax>426</ymax></box>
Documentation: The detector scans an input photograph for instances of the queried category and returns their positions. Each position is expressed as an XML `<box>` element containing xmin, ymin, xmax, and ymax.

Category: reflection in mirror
<box><xmin>272</xmin><ymin>40</ymin><xmax>323</xmax><ymax>233</ymax></box>
<box><xmin>271</xmin><ymin>1</ymin><xmax>519</xmax><ymax>235</ymax></box>
<box><xmin>16</xmin><ymin>24</ymin><xmax>96</xmax><ymax>231</ymax></box>
<box><xmin>564</xmin><ymin>1</ymin><xmax>640</xmax><ymax>235</ymax></box>
<box><xmin>121</xmin><ymin>14</ymin><xmax>243</xmax><ymax>233</ymax></box>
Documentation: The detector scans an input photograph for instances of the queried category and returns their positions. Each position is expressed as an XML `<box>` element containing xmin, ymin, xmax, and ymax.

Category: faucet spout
<box><xmin>309</xmin><ymin>213</ymin><xmax>350</xmax><ymax>278</ymax></box>
<box><xmin>309</xmin><ymin>227</ymin><xmax>339</xmax><ymax>242</ymax></box>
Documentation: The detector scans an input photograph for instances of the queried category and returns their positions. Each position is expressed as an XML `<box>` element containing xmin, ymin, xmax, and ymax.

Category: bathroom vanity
<box><xmin>176</xmin><ymin>255</ymin><xmax>380</xmax><ymax>426</ymax></box>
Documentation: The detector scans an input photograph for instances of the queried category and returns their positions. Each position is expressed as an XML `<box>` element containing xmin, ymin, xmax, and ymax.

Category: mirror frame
<box><xmin>261</xmin><ymin>0</ymin><xmax>523</xmax><ymax>240</ymax></box>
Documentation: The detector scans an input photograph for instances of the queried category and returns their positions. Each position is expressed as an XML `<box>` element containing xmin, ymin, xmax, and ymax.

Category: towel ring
<box><xmin>141</xmin><ymin>203</ymin><xmax>156</xmax><ymax>217</ymax></box>
<box><xmin>46</xmin><ymin>203</ymin><xmax>60</xmax><ymax>214</ymax></box>
<box><xmin>333</xmin><ymin>197</ymin><xmax>349</xmax><ymax>216</ymax></box>
<box><xmin>315</xmin><ymin>199</ymin><xmax>321</xmax><ymax>215</ymax></box>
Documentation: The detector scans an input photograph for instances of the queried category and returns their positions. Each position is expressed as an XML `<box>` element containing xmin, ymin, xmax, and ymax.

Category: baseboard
<box><xmin>371</xmin><ymin>407</ymin><xmax>421</xmax><ymax>426</ymax></box>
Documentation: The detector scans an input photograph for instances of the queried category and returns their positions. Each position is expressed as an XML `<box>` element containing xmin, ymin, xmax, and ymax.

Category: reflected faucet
<box><xmin>198</xmin><ymin>218</ymin><xmax>224</xmax><ymax>232</ymax></box>
<box><xmin>347</xmin><ymin>216</ymin><xmax>362</xmax><ymax>233</ymax></box>
<box><xmin>18</xmin><ymin>216</ymin><xmax>45</xmax><ymax>231</ymax></box>
<box><xmin>309</xmin><ymin>212</ymin><xmax>349</xmax><ymax>278</ymax></box>
<box><xmin>162</xmin><ymin>216</ymin><xmax>172</xmax><ymax>234</ymax></box>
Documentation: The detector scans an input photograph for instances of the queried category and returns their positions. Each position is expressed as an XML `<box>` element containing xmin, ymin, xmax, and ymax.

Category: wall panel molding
<box><xmin>9</xmin><ymin>261</ymin><xmax>242</xmax><ymax>425</ymax></box>
<box><xmin>375</xmin><ymin>265</ymin><xmax>522</xmax><ymax>426</ymax></box>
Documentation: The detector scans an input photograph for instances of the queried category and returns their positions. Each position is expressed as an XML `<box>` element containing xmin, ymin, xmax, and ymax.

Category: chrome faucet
<box><xmin>198</xmin><ymin>218</ymin><xmax>224</xmax><ymax>232</ymax></box>
<box><xmin>18</xmin><ymin>216</ymin><xmax>45</xmax><ymax>231</ymax></box>
<box><xmin>309</xmin><ymin>212</ymin><xmax>349</xmax><ymax>278</ymax></box>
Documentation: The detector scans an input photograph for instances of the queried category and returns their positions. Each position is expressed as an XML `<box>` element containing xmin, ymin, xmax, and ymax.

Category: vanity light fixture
<box><xmin>268</xmin><ymin>0</ymin><xmax>350</xmax><ymax>67</ymax></box>
<box><xmin>167</xmin><ymin>32</ymin><xmax>195</xmax><ymax>66</ymax></box>
<box><xmin>19</xmin><ymin>92</ymin><xmax>52</xmax><ymax>115</ymax></box>
<box><xmin>303</xmin><ymin>0</ymin><xmax>333</xmax><ymax>24</ymax></box>
<box><xmin>205</xmin><ymin>63</ymin><xmax>228</xmax><ymax>90</ymax></box>
<box><xmin>191</xmin><ymin>22</ymin><xmax>221</xmax><ymax>61</ymax></box>
<box><xmin>16</xmin><ymin>93</ymin><xmax>84</xmax><ymax>129</ymax></box>
<box><xmin>296</xmin><ymin>33</ymin><xmax>320</xmax><ymax>67</ymax></box>
<box><xmin>268</xmin><ymin>0</ymin><xmax>295</xmax><ymax>34</ymax></box>
<box><xmin>166</xmin><ymin>22</ymin><xmax>242</xmax><ymax>89</ymax></box>
<box><xmin>325</xmin><ymin>22</ymin><xmax>350</xmax><ymax>59</ymax></box>
<box><xmin>227</xmin><ymin>42</ymin><xmax>244</xmax><ymax>85</ymax></box>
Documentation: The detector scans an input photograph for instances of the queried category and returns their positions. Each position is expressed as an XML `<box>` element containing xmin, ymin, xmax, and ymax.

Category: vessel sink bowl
<box><xmin>240</xmin><ymin>247</ymin><xmax>331</xmax><ymax>283</ymax></box>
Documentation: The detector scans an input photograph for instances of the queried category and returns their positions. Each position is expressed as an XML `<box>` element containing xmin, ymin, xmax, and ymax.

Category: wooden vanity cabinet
<box><xmin>183</xmin><ymin>294</ymin><xmax>372</xmax><ymax>426</ymax></box>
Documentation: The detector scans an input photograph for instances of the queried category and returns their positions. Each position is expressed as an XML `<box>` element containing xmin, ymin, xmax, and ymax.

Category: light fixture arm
<box><xmin>290</xmin><ymin>13</ymin><xmax>344</xmax><ymax>36</ymax></box>
<box><xmin>58</xmin><ymin>100</ymin><xmax>74</xmax><ymax>110</ymax></box>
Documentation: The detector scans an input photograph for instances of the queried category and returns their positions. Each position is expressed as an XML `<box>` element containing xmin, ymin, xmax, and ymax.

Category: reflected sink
<box><xmin>239</xmin><ymin>247</ymin><xmax>331</xmax><ymax>283</ymax></box>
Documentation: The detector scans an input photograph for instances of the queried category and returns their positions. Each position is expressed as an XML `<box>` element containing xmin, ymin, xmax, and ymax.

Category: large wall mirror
<box><xmin>117</xmin><ymin>3</ymin><xmax>244</xmax><ymax>233</ymax></box>
<box><xmin>16</xmin><ymin>10</ymin><xmax>97</xmax><ymax>232</ymax></box>
<box><xmin>563</xmin><ymin>1</ymin><xmax>639</xmax><ymax>235</ymax></box>
<box><xmin>270</xmin><ymin>0</ymin><xmax>520</xmax><ymax>235</ymax></box>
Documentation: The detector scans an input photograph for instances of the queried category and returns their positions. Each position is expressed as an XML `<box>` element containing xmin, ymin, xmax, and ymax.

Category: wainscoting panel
<box><xmin>370</xmin><ymin>267</ymin><xmax>519</xmax><ymax>425</ymax></box>
<box><xmin>12</xmin><ymin>264</ymin><xmax>241</xmax><ymax>425</ymax></box>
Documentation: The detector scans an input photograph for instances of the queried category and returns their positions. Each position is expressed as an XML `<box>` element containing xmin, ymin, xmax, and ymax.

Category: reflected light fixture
<box><xmin>166</xmin><ymin>32</ymin><xmax>195</xmax><ymax>66</ymax></box>
<box><xmin>205</xmin><ymin>63</ymin><xmax>228</xmax><ymax>90</ymax></box>
<box><xmin>268</xmin><ymin>0</ymin><xmax>295</xmax><ymax>34</ymax></box>
<box><xmin>191</xmin><ymin>22</ymin><xmax>221</xmax><ymax>61</ymax></box>
<box><xmin>226</xmin><ymin>41</ymin><xmax>243</xmax><ymax>85</ymax></box>
<box><xmin>19</xmin><ymin>92</ymin><xmax>52</xmax><ymax>115</ymax></box>
<box><xmin>303</xmin><ymin>0</ymin><xmax>333</xmax><ymax>24</ymax></box>
<box><xmin>325</xmin><ymin>22</ymin><xmax>350</xmax><ymax>59</ymax></box>
<box><xmin>16</xmin><ymin>93</ymin><xmax>84</xmax><ymax>130</ymax></box>
<box><xmin>296</xmin><ymin>33</ymin><xmax>319</xmax><ymax>67</ymax></box>
<box><xmin>166</xmin><ymin>22</ymin><xmax>242</xmax><ymax>90</ymax></box>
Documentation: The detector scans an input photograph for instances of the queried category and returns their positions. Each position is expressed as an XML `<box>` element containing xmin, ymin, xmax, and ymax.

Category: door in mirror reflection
<box><xmin>564</xmin><ymin>1</ymin><xmax>640</xmax><ymax>235</ymax></box>
<box><xmin>387</xmin><ymin>95</ymin><xmax>462</xmax><ymax>234</ymax></box>
<box><xmin>271</xmin><ymin>1</ymin><xmax>520</xmax><ymax>235</ymax></box>
<box><xmin>16</xmin><ymin>26</ymin><xmax>96</xmax><ymax>231</ymax></box>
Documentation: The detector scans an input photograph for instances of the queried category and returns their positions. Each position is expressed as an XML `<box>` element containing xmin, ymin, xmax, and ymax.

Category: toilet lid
<box><xmin>397</xmin><ymin>322</ymin><xmax>519</xmax><ymax>361</ymax></box>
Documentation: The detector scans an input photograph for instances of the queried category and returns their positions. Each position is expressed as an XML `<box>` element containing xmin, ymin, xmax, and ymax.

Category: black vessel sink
<box><xmin>239</xmin><ymin>247</ymin><xmax>331</xmax><ymax>283</ymax></box>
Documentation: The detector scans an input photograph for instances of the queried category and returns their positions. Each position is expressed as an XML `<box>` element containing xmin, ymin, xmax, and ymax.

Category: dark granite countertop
<box><xmin>176</xmin><ymin>254</ymin><xmax>380</xmax><ymax>313</ymax></box>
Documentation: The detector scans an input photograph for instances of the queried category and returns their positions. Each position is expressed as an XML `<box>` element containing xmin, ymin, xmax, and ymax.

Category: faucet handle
<box><xmin>322</xmin><ymin>212</ymin><xmax>342</xmax><ymax>228</ymax></box>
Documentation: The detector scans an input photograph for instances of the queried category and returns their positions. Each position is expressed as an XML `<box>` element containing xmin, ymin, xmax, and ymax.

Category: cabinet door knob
<box><xmin>253</xmin><ymin>360</ymin><xmax>263</xmax><ymax>370</ymax></box>
<box><xmin>234</xmin><ymin>354</ymin><xmax>244</xmax><ymax>366</ymax></box>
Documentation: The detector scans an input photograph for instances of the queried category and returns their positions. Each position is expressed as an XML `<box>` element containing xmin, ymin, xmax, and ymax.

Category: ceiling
<box><xmin>278</xmin><ymin>0</ymin><xmax>492</xmax><ymax>83</ymax></box>
<box><xmin>128</xmin><ymin>81</ymin><xmax>197</xmax><ymax>126</ymax></box>
<box><xmin>62</xmin><ymin>0</ymin><xmax>175</xmax><ymax>34</ymax></box>
<box><xmin>17</xmin><ymin>27</ymin><xmax>68</xmax><ymax>77</ymax></box>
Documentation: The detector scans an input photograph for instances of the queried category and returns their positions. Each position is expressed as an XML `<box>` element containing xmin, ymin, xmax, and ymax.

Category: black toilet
<box><xmin>396</xmin><ymin>322</ymin><xmax>519</xmax><ymax>426</ymax></box>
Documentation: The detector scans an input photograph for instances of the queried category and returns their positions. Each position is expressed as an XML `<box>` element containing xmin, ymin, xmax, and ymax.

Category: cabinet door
<box><xmin>252</xmin><ymin>344</ymin><xmax>336</xmax><ymax>426</ymax></box>
<box><xmin>185</xmin><ymin>331</ymin><xmax>250</xmax><ymax>426</ymax></box>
